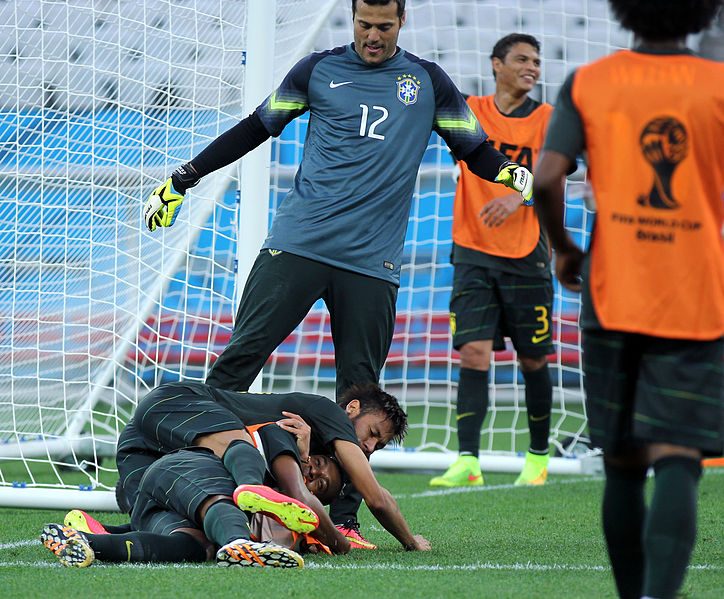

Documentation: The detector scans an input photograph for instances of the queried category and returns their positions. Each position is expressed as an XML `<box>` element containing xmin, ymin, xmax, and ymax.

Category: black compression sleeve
<box><xmin>459</xmin><ymin>140</ymin><xmax>509</xmax><ymax>182</ymax></box>
<box><xmin>190</xmin><ymin>111</ymin><xmax>271</xmax><ymax>178</ymax></box>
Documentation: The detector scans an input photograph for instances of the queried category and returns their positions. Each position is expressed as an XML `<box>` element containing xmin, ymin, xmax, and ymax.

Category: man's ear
<box><xmin>492</xmin><ymin>56</ymin><xmax>503</xmax><ymax>77</ymax></box>
<box><xmin>400</xmin><ymin>10</ymin><xmax>406</xmax><ymax>28</ymax></box>
<box><xmin>345</xmin><ymin>399</ymin><xmax>360</xmax><ymax>418</ymax></box>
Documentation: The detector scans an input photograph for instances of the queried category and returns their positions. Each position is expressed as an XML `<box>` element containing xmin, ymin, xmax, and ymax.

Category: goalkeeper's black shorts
<box><xmin>582</xmin><ymin>328</ymin><xmax>724</xmax><ymax>456</ymax></box>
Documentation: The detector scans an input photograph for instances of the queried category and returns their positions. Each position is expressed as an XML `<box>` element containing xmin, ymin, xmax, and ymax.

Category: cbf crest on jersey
<box><xmin>396</xmin><ymin>74</ymin><xmax>420</xmax><ymax>105</ymax></box>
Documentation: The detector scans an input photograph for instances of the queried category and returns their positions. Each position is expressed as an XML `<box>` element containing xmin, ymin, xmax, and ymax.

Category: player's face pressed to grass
<box><xmin>493</xmin><ymin>42</ymin><xmax>541</xmax><ymax>95</ymax></box>
<box><xmin>353</xmin><ymin>0</ymin><xmax>405</xmax><ymax>65</ymax></box>
<box><xmin>302</xmin><ymin>455</ymin><xmax>342</xmax><ymax>505</ymax></box>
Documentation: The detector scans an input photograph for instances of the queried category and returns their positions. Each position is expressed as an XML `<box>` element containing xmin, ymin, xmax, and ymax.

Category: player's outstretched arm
<box><xmin>144</xmin><ymin>163</ymin><xmax>199</xmax><ymax>231</ymax></box>
<box><xmin>144</xmin><ymin>111</ymin><xmax>271</xmax><ymax>232</ymax></box>
<box><xmin>333</xmin><ymin>440</ymin><xmax>431</xmax><ymax>551</ymax></box>
<box><xmin>460</xmin><ymin>141</ymin><xmax>533</xmax><ymax>204</ymax></box>
<box><xmin>271</xmin><ymin>454</ymin><xmax>351</xmax><ymax>554</ymax></box>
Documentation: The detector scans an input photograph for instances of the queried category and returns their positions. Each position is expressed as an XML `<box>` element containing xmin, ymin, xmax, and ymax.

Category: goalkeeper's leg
<box><xmin>205</xmin><ymin>251</ymin><xmax>325</xmax><ymax>391</ymax></box>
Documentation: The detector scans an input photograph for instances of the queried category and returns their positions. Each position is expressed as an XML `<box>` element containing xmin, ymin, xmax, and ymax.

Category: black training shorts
<box><xmin>130</xmin><ymin>448</ymin><xmax>238</xmax><ymax>534</ymax></box>
<box><xmin>450</xmin><ymin>263</ymin><xmax>554</xmax><ymax>356</ymax></box>
<box><xmin>583</xmin><ymin>329</ymin><xmax>724</xmax><ymax>456</ymax></box>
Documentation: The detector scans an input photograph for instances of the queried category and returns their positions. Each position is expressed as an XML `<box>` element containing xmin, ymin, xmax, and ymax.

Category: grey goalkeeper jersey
<box><xmin>257</xmin><ymin>43</ymin><xmax>488</xmax><ymax>285</ymax></box>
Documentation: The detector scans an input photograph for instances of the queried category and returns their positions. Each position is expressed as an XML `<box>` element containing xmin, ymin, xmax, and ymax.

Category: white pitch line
<box><xmin>398</xmin><ymin>475</ymin><xmax>604</xmax><ymax>499</ymax></box>
<box><xmin>400</xmin><ymin>467</ymin><xmax>724</xmax><ymax>500</ymax></box>
<box><xmin>0</xmin><ymin>540</ymin><xmax>36</xmax><ymax>550</ymax></box>
<box><xmin>0</xmin><ymin>560</ymin><xmax>720</xmax><ymax>572</ymax></box>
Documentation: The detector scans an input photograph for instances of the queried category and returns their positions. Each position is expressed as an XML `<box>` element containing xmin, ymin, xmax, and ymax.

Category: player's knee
<box><xmin>518</xmin><ymin>355</ymin><xmax>548</xmax><ymax>372</ymax></box>
<box><xmin>458</xmin><ymin>341</ymin><xmax>492</xmax><ymax>369</ymax></box>
<box><xmin>193</xmin><ymin>429</ymin><xmax>252</xmax><ymax>458</ymax></box>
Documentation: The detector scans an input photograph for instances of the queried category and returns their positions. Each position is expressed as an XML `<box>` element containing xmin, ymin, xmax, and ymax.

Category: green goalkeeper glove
<box><xmin>494</xmin><ymin>161</ymin><xmax>534</xmax><ymax>205</ymax></box>
<box><xmin>144</xmin><ymin>163</ymin><xmax>199</xmax><ymax>231</ymax></box>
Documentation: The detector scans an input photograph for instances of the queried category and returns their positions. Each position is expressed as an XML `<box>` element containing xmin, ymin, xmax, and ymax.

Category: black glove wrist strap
<box><xmin>171</xmin><ymin>162</ymin><xmax>200</xmax><ymax>193</ymax></box>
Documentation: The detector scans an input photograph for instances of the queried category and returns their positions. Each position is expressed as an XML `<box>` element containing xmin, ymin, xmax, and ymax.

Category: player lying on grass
<box><xmin>116</xmin><ymin>381</ymin><xmax>430</xmax><ymax>551</ymax></box>
<box><xmin>41</xmin><ymin>446</ymin><xmax>343</xmax><ymax>568</ymax></box>
<box><xmin>85</xmin><ymin>415</ymin><xmax>349</xmax><ymax>555</ymax></box>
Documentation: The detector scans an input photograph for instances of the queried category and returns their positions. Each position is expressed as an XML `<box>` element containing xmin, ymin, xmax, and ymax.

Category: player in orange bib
<box><xmin>430</xmin><ymin>34</ymin><xmax>559</xmax><ymax>489</ymax></box>
<box><xmin>534</xmin><ymin>1</ymin><xmax>724</xmax><ymax>598</ymax></box>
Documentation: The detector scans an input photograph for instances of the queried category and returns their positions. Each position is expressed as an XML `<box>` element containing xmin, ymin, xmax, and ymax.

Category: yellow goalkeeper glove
<box><xmin>494</xmin><ymin>161</ymin><xmax>534</xmax><ymax>205</ymax></box>
<box><xmin>144</xmin><ymin>163</ymin><xmax>199</xmax><ymax>231</ymax></box>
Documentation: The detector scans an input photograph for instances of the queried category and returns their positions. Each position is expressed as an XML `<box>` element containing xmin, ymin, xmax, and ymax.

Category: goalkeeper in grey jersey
<box><xmin>143</xmin><ymin>0</ymin><xmax>533</xmax><ymax>545</ymax></box>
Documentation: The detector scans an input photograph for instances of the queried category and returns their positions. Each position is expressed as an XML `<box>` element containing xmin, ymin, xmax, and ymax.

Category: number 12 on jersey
<box><xmin>359</xmin><ymin>104</ymin><xmax>388</xmax><ymax>140</ymax></box>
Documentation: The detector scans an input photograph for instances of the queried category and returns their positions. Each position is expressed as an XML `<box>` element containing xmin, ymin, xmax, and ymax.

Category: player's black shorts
<box><xmin>115</xmin><ymin>382</ymin><xmax>246</xmax><ymax>511</ymax></box>
<box><xmin>449</xmin><ymin>263</ymin><xmax>554</xmax><ymax>356</ymax></box>
<box><xmin>583</xmin><ymin>329</ymin><xmax>724</xmax><ymax>456</ymax></box>
<box><xmin>130</xmin><ymin>448</ymin><xmax>238</xmax><ymax>535</ymax></box>
<box><xmin>132</xmin><ymin>382</ymin><xmax>246</xmax><ymax>452</ymax></box>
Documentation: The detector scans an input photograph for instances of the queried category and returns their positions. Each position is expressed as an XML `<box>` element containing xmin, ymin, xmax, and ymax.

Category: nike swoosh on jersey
<box><xmin>329</xmin><ymin>80</ymin><xmax>353</xmax><ymax>88</ymax></box>
<box><xmin>531</xmin><ymin>333</ymin><xmax>551</xmax><ymax>344</ymax></box>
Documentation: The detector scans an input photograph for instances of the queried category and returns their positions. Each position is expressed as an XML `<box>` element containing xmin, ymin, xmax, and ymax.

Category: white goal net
<box><xmin>0</xmin><ymin>0</ymin><xmax>633</xmax><ymax>509</ymax></box>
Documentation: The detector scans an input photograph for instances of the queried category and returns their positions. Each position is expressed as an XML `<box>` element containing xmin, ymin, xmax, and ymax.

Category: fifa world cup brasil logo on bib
<box><xmin>638</xmin><ymin>117</ymin><xmax>688</xmax><ymax>210</ymax></box>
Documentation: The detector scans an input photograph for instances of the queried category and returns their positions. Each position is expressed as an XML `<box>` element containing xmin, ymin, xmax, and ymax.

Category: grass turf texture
<box><xmin>1</xmin><ymin>470</ymin><xmax>723</xmax><ymax>599</ymax></box>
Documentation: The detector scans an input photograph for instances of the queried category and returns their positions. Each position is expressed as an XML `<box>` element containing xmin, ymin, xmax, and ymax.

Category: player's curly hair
<box><xmin>351</xmin><ymin>0</ymin><xmax>405</xmax><ymax>21</ymax></box>
<box><xmin>609</xmin><ymin>0</ymin><xmax>722</xmax><ymax>40</ymax></box>
<box><xmin>339</xmin><ymin>382</ymin><xmax>408</xmax><ymax>443</ymax></box>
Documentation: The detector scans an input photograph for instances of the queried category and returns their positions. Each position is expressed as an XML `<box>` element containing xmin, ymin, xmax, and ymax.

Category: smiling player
<box><xmin>431</xmin><ymin>34</ymin><xmax>561</xmax><ymax>489</ymax></box>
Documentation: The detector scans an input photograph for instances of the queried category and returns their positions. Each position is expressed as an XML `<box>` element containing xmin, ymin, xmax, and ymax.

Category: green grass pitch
<box><xmin>1</xmin><ymin>469</ymin><xmax>723</xmax><ymax>599</ymax></box>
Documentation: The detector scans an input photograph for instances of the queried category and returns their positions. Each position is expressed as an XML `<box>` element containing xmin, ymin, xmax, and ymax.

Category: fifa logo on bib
<box><xmin>638</xmin><ymin>117</ymin><xmax>688</xmax><ymax>210</ymax></box>
<box><xmin>396</xmin><ymin>74</ymin><xmax>420</xmax><ymax>105</ymax></box>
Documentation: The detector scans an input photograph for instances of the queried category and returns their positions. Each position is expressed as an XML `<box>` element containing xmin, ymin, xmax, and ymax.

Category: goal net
<box><xmin>0</xmin><ymin>0</ymin><xmax>629</xmax><ymax>509</ymax></box>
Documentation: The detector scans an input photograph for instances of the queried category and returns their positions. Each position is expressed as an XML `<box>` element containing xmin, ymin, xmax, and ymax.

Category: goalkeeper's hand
<box><xmin>144</xmin><ymin>163</ymin><xmax>199</xmax><ymax>231</ymax></box>
<box><xmin>494</xmin><ymin>161</ymin><xmax>534</xmax><ymax>205</ymax></box>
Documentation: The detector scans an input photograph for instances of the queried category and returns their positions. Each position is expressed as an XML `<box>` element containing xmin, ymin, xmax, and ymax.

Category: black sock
<box><xmin>87</xmin><ymin>530</ymin><xmax>206</xmax><ymax>563</ymax></box>
<box><xmin>202</xmin><ymin>499</ymin><xmax>251</xmax><ymax>546</ymax></box>
<box><xmin>103</xmin><ymin>522</ymin><xmax>132</xmax><ymax>534</ymax></box>
<box><xmin>222</xmin><ymin>439</ymin><xmax>266</xmax><ymax>486</ymax></box>
<box><xmin>602</xmin><ymin>462</ymin><xmax>648</xmax><ymax>599</ymax></box>
<box><xmin>521</xmin><ymin>363</ymin><xmax>552</xmax><ymax>453</ymax></box>
<box><xmin>456</xmin><ymin>367</ymin><xmax>489</xmax><ymax>456</ymax></box>
<box><xmin>643</xmin><ymin>456</ymin><xmax>702</xmax><ymax>599</ymax></box>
